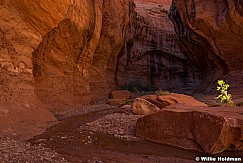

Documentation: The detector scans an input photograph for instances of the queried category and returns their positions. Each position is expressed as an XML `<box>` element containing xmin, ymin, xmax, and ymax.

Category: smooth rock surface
<box><xmin>136</xmin><ymin>104</ymin><xmax>243</xmax><ymax>154</ymax></box>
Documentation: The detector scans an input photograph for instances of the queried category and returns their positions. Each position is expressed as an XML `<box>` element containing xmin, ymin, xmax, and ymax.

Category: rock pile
<box><xmin>131</xmin><ymin>92</ymin><xmax>207</xmax><ymax>115</ymax></box>
<box><xmin>141</xmin><ymin>93</ymin><xmax>208</xmax><ymax>108</ymax></box>
<box><xmin>107</xmin><ymin>90</ymin><xmax>132</xmax><ymax>106</ymax></box>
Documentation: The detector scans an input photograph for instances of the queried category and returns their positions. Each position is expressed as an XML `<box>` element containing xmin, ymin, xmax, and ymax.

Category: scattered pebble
<box><xmin>80</xmin><ymin>113</ymin><xmax>143</xmax><ymax>141</ymax></box>
<box><xmin>0</xmin><ymin>136</ymin><xmax>68</xmax><ymax>163</ymax></box>
<box><xmin>54</xmin><ymin>104</ymin><xmax>116</xmax><ymax>120</ymax></box>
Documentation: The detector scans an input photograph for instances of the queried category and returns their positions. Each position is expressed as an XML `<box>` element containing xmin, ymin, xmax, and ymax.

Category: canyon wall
<box><xmin>0</xmin><ymin>0</ymin><xmax>131</xmax><ymax>139</ymax></box>
<box><xmin>169</xmin><ymin>0</ymin><xmax>243</xmax><ymax>93</ymax></box>
<box><xmin>116</xmin><ymin>0</ymin><xmax>203</xmax><ymax>93</ymax></box>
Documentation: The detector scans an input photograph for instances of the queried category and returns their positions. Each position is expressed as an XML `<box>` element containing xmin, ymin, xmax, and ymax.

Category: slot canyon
<box><xmin>0</xmin><ymin>0</ymin><xmax>243</xmax><ymax>162</ymax></box>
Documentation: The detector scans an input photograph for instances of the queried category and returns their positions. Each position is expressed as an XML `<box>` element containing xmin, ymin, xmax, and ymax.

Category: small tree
<box><xmin>215</xmin><ymin>80</ymin><xmax>235</xmax><ymax>106</ymax></box>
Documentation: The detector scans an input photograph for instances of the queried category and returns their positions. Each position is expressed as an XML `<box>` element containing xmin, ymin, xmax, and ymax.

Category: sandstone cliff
<box><xmin>0</xmin><ymin>0</ymin><xmax>130</xmax><ymax>139</ymax></box>
<box><xmin>116</xmin><ymin>0</ymin><xmax>203</xmax><ymax>93</ymax></box>
<box><xmin>169</xmin><ymin>0</ymin><xmax>243</xmax><ymax>93</ymax></box>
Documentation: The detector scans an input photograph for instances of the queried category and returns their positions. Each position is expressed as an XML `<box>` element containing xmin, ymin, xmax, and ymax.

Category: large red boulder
<box><xmin>136</xmin><ymin>104</ymin><xmax>243</xmax><ymax>154</ymax></box>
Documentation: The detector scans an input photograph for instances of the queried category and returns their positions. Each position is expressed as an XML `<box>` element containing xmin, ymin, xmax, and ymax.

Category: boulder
<box><xmin>116</xmin><ymin>105</ymin><xmax>133</xmax><ymax>115</ymax></box>
<box><xmin>132</xmin><ymin>98</ymin><xmax>160</xmax><ymax>115</ymax></box>
<box><xmin>141</xmin><ymin>93</ymin><xmax>207</xmax><ymax>108</ymax></box>
<box><xmin>110</xmin><ymin>90</ymin><xmax>132</xmax><ymax>99</ymax></box>
<box><xmin>136</xmin><ymin>104</ymin><xmax>243</xmax><ymax>154</ymax></box>
<box><xmin>140</xmin><ymin>95</ymin><xmax>166</xmax><ymax>108</ymax></box>
<box><xmin>106</xmin><ymin>99</ymin><xmax>125</xmax><ymax>106</ymax></box>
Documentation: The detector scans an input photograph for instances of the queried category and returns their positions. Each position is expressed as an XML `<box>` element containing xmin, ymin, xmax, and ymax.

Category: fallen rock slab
<box><xmin>132</xmin><ymin>98</ymin><xmax>160</xmax><ymax>115</ymax></box>
<box><xmin>141</xmin><ymin>93</ymin><xmax>207</xmax><ymax>108</ymax></box>
<box><xmin>110</xmin><ymin>90</ymin><xmax>132</xmax><ymax>99</ymax></box>
<box><xmin>107</xmin><ymin>99</ymin><xmax>125</xmax><ymax>106</ymax></box>
<box><xmin>136</xmin><ymin>104</ymin><xmax>243</xmax><ymax>154</ymax></box>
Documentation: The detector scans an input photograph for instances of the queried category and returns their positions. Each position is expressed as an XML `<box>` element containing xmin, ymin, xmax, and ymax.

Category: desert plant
<box><xmin>119</xmin><ymin>80</ymin><xmax>156</xmax><ymax>93</ymax></box>
<box><xmin>215</xmin><ymin>80</ymin><xmax>235</xmax><ymax>106</ymax></box>
<box><xmin>156</xmin><ymin>90</ymin><xmax>169</xmax><ymax>96</ymax></box>
<box><xmin>124</xmin><ymin>99</ymin><xmax>133</xmax><ymax>105</ymax></box>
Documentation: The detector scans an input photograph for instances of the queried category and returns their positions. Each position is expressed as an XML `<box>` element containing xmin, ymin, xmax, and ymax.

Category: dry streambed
<box><xmin>1</xmin><ymin>104</ymin><xmax>242</xmax><ymax>162</ymax></box>
<box><xmin>27</xmin><ymin>104</ymin><xmax>199</xmax><ymax>162</ymax></box>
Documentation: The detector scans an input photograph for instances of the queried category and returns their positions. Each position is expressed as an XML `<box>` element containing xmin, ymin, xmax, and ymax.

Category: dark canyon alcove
<box><xmin>116</xmin><ymin>0</ymin><xmax>204</xmax><ymax>94</ymax></box>
<box><xmin>168</xmin><ymin>0</ymin><xmax>243</xmax><ymax>95</ymax></box>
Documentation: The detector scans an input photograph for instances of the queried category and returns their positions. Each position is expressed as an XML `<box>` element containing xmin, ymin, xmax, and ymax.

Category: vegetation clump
<box><xmin>124</xmin><ymin>99</ymin><xmax>133</xmax><ymax>105</ymax></box>
<box><xmin>120</xmin><ymin>80</ymin><xmax>156</xmax><ymax>93</ymax></box>
<box><xmin>156</xmin><ymin>90</ymin><xmax>169</xmax><ymax>96</ymax></box>
<box><xmin>215</xmin><ymin>80</ymin><xmax>235</xmax><ymax>106</ymax></box>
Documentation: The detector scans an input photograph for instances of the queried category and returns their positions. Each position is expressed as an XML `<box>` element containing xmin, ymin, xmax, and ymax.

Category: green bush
<box><xmin>215</xmin><ymin>80</ymin><xmax>235</xmax><ymax>106</ymax></box>
<box><xmin>120</xmin><ymin>80</ymin><xmax>156</xmax><ymax>93</ymax></box>
<box><xmin>156</xmin><ymin>90</ymin><xmax>169</xmax><ymax>96</ymax></box>
<box><xmin>124</xmin><ymin>99</ymin><xmax>133</xmax><ymax>105</ymax></box>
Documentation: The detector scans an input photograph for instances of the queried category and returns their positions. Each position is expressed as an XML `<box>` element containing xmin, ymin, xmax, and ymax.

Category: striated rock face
<box><xmin>169</xmin><ymin>0</ymin><xmax>243</xmax><ymax>93</ymax></box>
<box><xmin>0</xmin><ymin>0</ymin><xmax>131</xmax><ymax>139</ymax></box>
<box><xmin>136</xmin><ymin>104</ymin><xmax>243</xmax><ymax>154</ymax></box>
<box><xmin>0</xmin><ymin>0</ymin><xmax>59</xmax><ymax>140</ymax></box>
<box><xmin>0</xmin><ymin>0</ymin><xmax>131</xmax><ymax>110</ymax></box>
<box><xmin>30</xmin><ymin>0</ymin><xmax>131</xmax><ymax>109</ymax></box>
<box><xmin>116</xmin><ymin>0</ymin><xmax>203</xmax><ymax>93</ymax></box>
<box><xmin>89</xmin><ymin>0</ymin><xmax>131</xmax><ymax>102</ymax></box>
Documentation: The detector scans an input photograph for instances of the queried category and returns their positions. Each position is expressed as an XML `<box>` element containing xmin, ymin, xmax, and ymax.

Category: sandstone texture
<box><xmin>169</xmin><ymin>0</ymin><xmax>243</xmax><ymax>93</ymax></box>
<box><xmin>116</xmin><ymin>0</ymin><xmax>203</xmax><ymax>93</ymax></box>
<box><xmin>141</xmin><ymin>93</ymin><xmax>208</xmax><ymax>108</ymax></box>
<box><xmin>132</xmin><ymin>98</ymin><xmax>160</xmax><ymax>115</ymax></box>
<box><xmin>136</xmin><ymin>104</ymin><xmax>243</xmax><ymax>154</ymax></box>
<box><xmin>0</xmin><ymin>0</ymin><xmax>131</xmax><ymax>139</ymax></box>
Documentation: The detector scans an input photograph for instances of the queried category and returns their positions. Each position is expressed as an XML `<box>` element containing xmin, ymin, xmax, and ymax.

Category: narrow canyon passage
<box><xmin>0</xmin><ymin>0</ymin><xmax>243</xmax><ymax>162</ymax></box>
<box><xmin>116</xmin><ymin>0</ymin><xmax>204</xmax><ymax>95</ymax></box>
